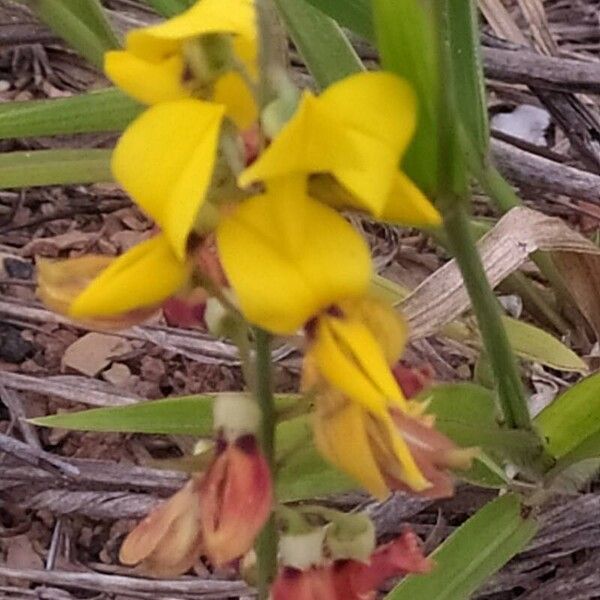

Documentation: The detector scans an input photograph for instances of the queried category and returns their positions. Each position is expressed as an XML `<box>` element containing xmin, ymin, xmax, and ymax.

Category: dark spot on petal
<box><xmin>235</xmin><ymin>434</ymin><xmax>258</xmax><ymax>455</ymax></box>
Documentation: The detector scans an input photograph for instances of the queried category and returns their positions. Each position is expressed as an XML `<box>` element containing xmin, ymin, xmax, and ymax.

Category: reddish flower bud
<box><xmin>163</xmin><ymin>288</ymin><xmax>208</xmax><ymax>327</ymax></box>
<box><xmin>333</xmin><ymin>529</ymin><xmax>433</xmax><ymax>598</ymax></box>
<box><xmin>119</xmin><ymin>478</ymin><xmax>204</xmax><ymax>577</ymax></box>
<box><xmin>200</xmin><ymin>434</ymin><xmax>272</xmax><ymax>566</ymax></box>
<box><xmin>271</xmin><ymin>566</ymin><xmax>338</xmax><ymax>600</ymax></box>
<box><xmin>392</xmin><ymin>362</ymin><xmax>435</xmax><ymax>399</ymax></box>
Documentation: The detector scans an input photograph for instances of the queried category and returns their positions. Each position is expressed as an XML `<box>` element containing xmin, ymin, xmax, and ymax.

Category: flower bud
<box><xmin>119</xmin><ymin>478</ymin><xmax>204</xmax><ymax>577</ymax></box>
<box><xmin>200</xmin><ymin>433</ymin><xmax>272</xmax><ymax>566</ymax></box>
<box><xmin>325</xmin><ymin>514</ymin><xmax>375</xmax><ymax>563</ymax></box>
<box><xmin>212</xmin><ymin>393</ymin><xmax>260</xmax><ymax>442</ymax></box>
<box><xmin>279</xmin><ymin>528</ymin><xmax>327</xmax><ymax>571</ymax></box>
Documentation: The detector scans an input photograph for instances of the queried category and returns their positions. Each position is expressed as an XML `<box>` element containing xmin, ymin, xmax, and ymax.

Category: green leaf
<box><xmin>142</xmin><ymin>0</ymin><xmax>194</xmax><ymax>17</ymax></box>
<box><xmin>26</xmin><ymin>0</ymin><xmax>119</xmax><ymax>69</ymax></box>
<box><xmin>0</xmin><ymin>149</ymin><xmax>112</xmax><ymax>189</ymax></box>
<box><xmin>372</xmin><ymin>0</ymin><xmax>439</xmax><ymax>194</ymax></box>
<box><xmin>30</xmin><ymin>393</ymin><xmax>299</xmax><ymax>436</ymax></box>
<box><xmin>424</xmin><ymin>383</ymin><xmax>540</xmax><ymax>457</ymax></box>
<box><xmin>30</xmin><ymin>394</ymin><xmax>216</xmax><ymax>435</ymax></box>
<box><xmin>303</xmin><ymin>0</ymin><xmax>374</xmax><ymax>41</ymax></box>
<box><xmin>500</xmin><ymin>316</ymin><xmax>587</xmax><ymax>374</ymax></box>
<box><xmin>276</xmin><ymin>417</ymin><xmax>356</xmax><ymax>501</ymax></box>
<box><xmin>274</xmin><ymin>0</ymin><xmax>364</xmax><ymax>90</ymax></box>
<box><xmin>386</xmin><ymin>494</ymin><xmax>537</xmax><ymax>600</ymax></box>
<box><xmin>536</xmin><ymin>371</ymin><xmax>600</xmax><ymax>460</ymax></box>
<box><xmin>447</xmin><ymin>0</ymin><xmax>489</xmax><ymax>162</ymax></box>
<box><xmin>0</xmin><ymin>89</ymin><xmax>142</xmax><ymax>140</ymax></box>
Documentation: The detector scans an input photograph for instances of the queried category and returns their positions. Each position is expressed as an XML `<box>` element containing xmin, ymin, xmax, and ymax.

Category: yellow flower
<box><xmin>240</xmin><ymin>72</ymin><xmax>441</xmax><ymax>226</ymax></box>
<box><xmin>216</xmin><ymin>177</ymin><xmax>372</xmax><ymax>334</ymax></box>
<box><xmin>37</xmin><ymin>98</ymin><xmax>223</xmax><ymax>321</ymax></box>
<box><xmin>105</xmin><ymin>0</ymin><xmax>257</xmax><ymax>128</ymax></box>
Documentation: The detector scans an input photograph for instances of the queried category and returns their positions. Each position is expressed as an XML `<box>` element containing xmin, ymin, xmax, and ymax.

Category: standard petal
<box><xmin>104</xmin><ymin>50</ymin><xmax>188</xmax><ymax>105</ymax></box>
<box><xmin>217</xmin><ymin>192</ymin><xmax>371</xmax><ymax>334</ymax></box>
<box><xmin>128</xmin><ymin>0</ymin><xmax>256</xmax><ymax>59</ymax></box>
<box><xmin>69</xmin><ymin>235</ymin><xmax>190</xmax><ymax>318</ymax></box>
<box><xmin>112</xmin><ymin>99</ymin><xmax>225</xmax><ymax>259</ymax></box>
<box><xmin>239</xmin><ymin>92</ymin><xmax>362</xmax><ymax>188</ymax></box>
<box><xmin>381</xmin><ymin>171</ymin><xmax>442</xmax><ymax>227</ymax></box>
<box><xmin>319</xmin><ymin>71</ymin><xmax>417</xmax><ymax>156</ymax></box>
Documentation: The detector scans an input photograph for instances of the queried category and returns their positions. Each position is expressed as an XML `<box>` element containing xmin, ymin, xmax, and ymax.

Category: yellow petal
<box><xmin>239</xmin><ymin>91</ymin><xmax>362</xmax><ymax>188</ymax></box>
<box><xmin>104</xmin><ymin>50</ymin><xmax>188</xmax><ymax>105</ymax></box>
<box><xmin>214</xmin><ymin>71</ymin><xmax>257</xmax><ymax>129</ymax></box>
<box><xmin>313</xmin><ymin>397</ymin><xmax>390</xmax><ymax>500</ymax></box>
<box><xmin>69</xmin><ymin>235</ymin><xmax>190</xmax><ymax>318</ymax></box>
<box><xmin>112</xmin><ymin>99</ymin><xmax>225</xmax><ymax>260</ymax></box>
<box><xmin>311</xmin><ymin>315</ymin><xmax>408</xmax><ymax>413</ymax></box>
<box><xmin>377</xmin><ymin>410</ymin><xmax>430</xmax><ymax>491</ymax></box>
<box><xmin>240</xmin><ymin>71</ymin><xmax>421</xmax><ymax>217</ymax></box>
<box><xmin>37</xmin><ymin>255</ymin><xmax>113</xmax><ymax>315</ymax></box>
<box><xmin>338</xmin><ymin>297</ymin><xmax>408</xmax><ymax>365</ymax></box>
<box><xmin>319</xmin><ymin>71</ymin><xmax>417</xmax><ymax>156</ymax></box>
<box><xmin>127</xmin><ymin>0</ymin><xmax>256</xmax><ymax>60</ymax></box>
<box><xmin>380</xmin><ymin>171</ymin><xmax>442</xmax><ymax>227</ymax></box>
<box><xmin>216</xmin><ymin>190</ymin><xmax>371</xmax><ymax>334</ymax></box>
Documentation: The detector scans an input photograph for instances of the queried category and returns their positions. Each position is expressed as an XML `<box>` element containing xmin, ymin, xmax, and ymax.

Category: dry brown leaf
<box><xmin>478</xmin><ymin>0</ymin><xmax>528</xmax><ymax>44</ymax></box>
<box><xmin>552</xmin><ymin>253</ymin><xmax>600</xmax><ymax>338</ymax></box>
<box><xmin>402</xmin><ymin>207</ymin><xmax>600</xmax><ymax>339</ymax></box>
<box><xmin>62</xmin><ymin>333</ymin><xmax>133</xmax><ymax>377</ymax></box>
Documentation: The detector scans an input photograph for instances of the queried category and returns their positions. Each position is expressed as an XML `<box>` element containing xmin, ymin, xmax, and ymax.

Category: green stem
<box><xmin>433</xmin><ymin>1</ymin><xmax>532</xmax><ymax>433</ymax></box>
<box><xmin>444</xmin><ymin>204</ymin><xmax>533</xmax><ymax>431</ymax></box>
<box><xmin>252</xmin><ymin>328</ymin><xmax>278</xmax><ymax>599</ymax></box>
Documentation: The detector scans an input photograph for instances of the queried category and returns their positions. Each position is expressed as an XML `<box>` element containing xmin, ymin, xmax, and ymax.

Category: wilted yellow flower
<box><xmin>240</xmin><ymin>72</ymin><xmax>441</xmax><ymax>226</ymax></box>
<box><xmin>303</xmin><ymin>299</ymin><xmax>474</xmax><ymax>498</ymax></box>
<box><xmin>216</xmin><ymin>177</ymin><xmax>372</xmax><ymax>334</ymax></box>
<box><xmin>105</xmin><ymin>0</ymin><xmax>257</xmax><ymax>128</ymax></box>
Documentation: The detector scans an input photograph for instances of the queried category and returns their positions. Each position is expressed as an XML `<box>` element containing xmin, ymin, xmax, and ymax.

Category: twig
<box><xmin>0</xmin><ymin>432</ymin><xmax>79</xmax><ymax>477</ymax></box>
<box><xmin>491</xmin><ymin>138</ymin><xmax>600</xmax><ymax>203</ymax></box>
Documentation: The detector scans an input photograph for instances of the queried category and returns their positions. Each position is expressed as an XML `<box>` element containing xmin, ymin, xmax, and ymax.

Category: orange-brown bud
<box><xmin>119</xmin><ymin>477</ymin><xmax>204</xmax><ymax>577</ymax></box>
<box><xmin>200</xmin><ymin>434</ymin><xmax>272</xmax><ymax>566</ymax></box>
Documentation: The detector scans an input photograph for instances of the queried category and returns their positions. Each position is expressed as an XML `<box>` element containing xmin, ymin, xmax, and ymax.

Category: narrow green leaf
<box><xmin>59</xmin><ymin>0</ymin><xmax>120</xmax><ymax>49</ymax></box>
<box><xmin>26</xmin><ymin>0</ymin><xmax>119</xmax><ymax>69</ymax></box>
<box><xmin>0</xmin><ymin>149</ymin><xmax>112</xmax><ymax>189</ymax></box>
<box><xmin>30</xmin><ymin>394</ymin><xmax>216</xmax><ymax>435</ymax></box>
<box><xmin>386</xmin><ymin>494</ymin><xmax>537</xmax><ymax>599</ymax></box>
<box><xmin>274</xmin><ymin>0</ymin><xmax>364</xmax><ymax>90</ymax></box>
<box><xmin>142</xmin><ymin>0</ymin><xmax>194</xmax><ymax>17</ymax></box>
<box><xmin>0</xmin><ymin>89</ymin><xmax>142</xmax><ymax>140</ymax></box>
<box><xmin>372</xmin><ymin>0</ymin><xmax>439</xmax><ymax>193</ymax></box>
<box><xmin>447</xmin><ymin>0</ymin><xmax>489</xmax><ymax>161</ymax></box>
<box><xmin>500</xmin><ymin>316</ymin><xmax>587</xmax><ymax>374</ymax></box>
<box><xmin>303</xmin><ymin>0</ymin><xmax>374</xmax><ymax>41</ymax></box>
<box><xmin>536</xmin><ymin>371</ymin><xmax>600</xmax><ymax>459</ymax></box>
<box><xmin>30</xmin><ymin>393</ymin><xmax>299</xmax><ymax>436</ymax></box>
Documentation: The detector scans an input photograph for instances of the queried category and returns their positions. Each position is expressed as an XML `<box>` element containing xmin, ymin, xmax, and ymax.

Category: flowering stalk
<box><xmin>434</xmin><ymin>0</ymin><xmax>552</xmax><ymax>473</ymax></box>
<box><xmin>253</xmin><ymin>327</ymin><xmax>278</xmax><ymax>598</ymax></box>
